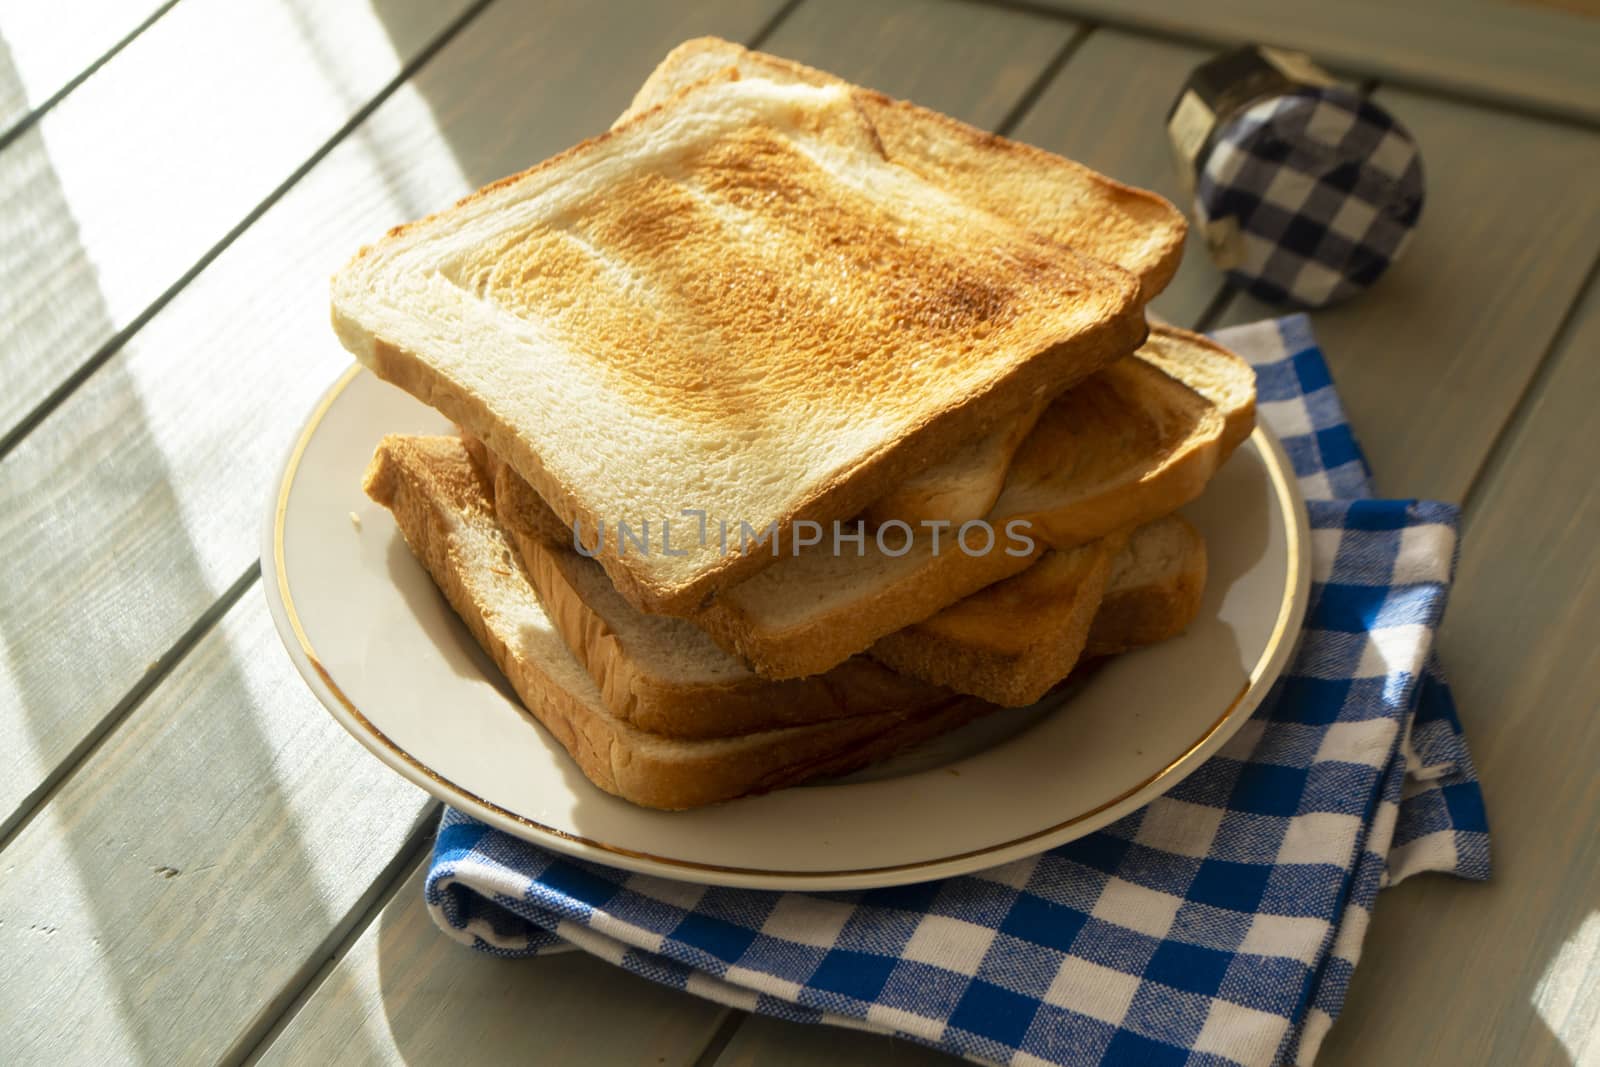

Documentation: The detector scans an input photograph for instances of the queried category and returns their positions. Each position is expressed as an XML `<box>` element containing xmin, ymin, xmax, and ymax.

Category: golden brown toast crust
<box><xmin>995</xmin><ymin>357</ymin><xmax>1223</xmax><ymax>544</ymax></box>
<box><xmin>870</xmin><ymin>515</ymin><xmax>1208</xmax><ymax>704</ymax></box>
<box><xmin>622</xmin><ymin>42</ymin><xmax>1196</xmax><ymax>538</ymax></box>
<box><xmin>335</xmin><ymin>72</ymin><xmax>1147</xmax><ymax>617</ymax></box>
<box><xmin>1086</xmin><ymin>517</ymin><xmax>1208</xmax><ymax>657</ymax></box>
<box><xmin>861</xmin><ymin>390</ymin><xmax>1054</xmax><ymax>528</ymax></box>
<box><xmin>869</xmin><ymin>536</ymin><xmax>1123</xmax><ymax>707</ymax></box>
<box><xmin>456</xmin><ymin>127</ymin><xmax>1104</xmax><ymax>433</ymax></box>
<box><xmin>626</xmin><ymin>38</ymin><xmax>1187</xmax><ymax>302</ymax></box>
<box><xmin>1139</xmin><ymin>326</ymin><xmax>1258</xmax><ymax>460</ymax></box>
<box><xmin>460</xmin><ymin>430</ymin><xmax>572</xmax><ymax>549</ymax></box>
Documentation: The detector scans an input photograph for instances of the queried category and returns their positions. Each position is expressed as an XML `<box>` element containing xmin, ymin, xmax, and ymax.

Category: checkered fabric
<box><xmin>1196</xmin><ymin>89</ymin><xmax>1423</xmax><ymax>308</ymax></box>
<box><xmin>424</xmin><ymin>316</ymin><xmax>1488</xmax><ymax>1066</ymax></box>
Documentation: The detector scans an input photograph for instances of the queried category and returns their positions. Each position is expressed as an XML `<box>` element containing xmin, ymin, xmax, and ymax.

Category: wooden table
<box><xmin>1</xmin><ymin>1</ymin><xmax>1596</xmax><ymax>1063</ymax></box>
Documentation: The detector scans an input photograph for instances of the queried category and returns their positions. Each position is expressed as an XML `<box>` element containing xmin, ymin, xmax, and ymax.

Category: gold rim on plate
<box><xmin>270</xmin><ymin>365</ymin><xmax>1307</xmax><ymax>883</ymax></box>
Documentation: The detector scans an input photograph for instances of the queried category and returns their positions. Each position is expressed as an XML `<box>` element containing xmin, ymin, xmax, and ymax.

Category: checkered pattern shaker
<box><xmin>1195</xmin><ymin>89</ymin><xmax>1424</xmax><ymax>308</ymax></box>
<box><xmin>1167</xmin><ymin>47</ymin><xmax>1423</xmax><ymax>308</ymax></box>
<box><xmin>424</xmin><ymin>317</ymin><xmax>1489</xmax><ymax>1066</ymax></box>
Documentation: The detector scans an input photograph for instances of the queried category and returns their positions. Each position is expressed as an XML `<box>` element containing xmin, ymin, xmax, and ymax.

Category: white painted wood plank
<box><xmin>760</xmin><ymin>0</ymin><xmax>1078</xmax><ymax>131</ymax></box>
<box><xmin>1007</xmin><ymin>28</ymin><xmax>1226</xmax><ymax>327</ymax></box>
<box><xmin>0</xmin><ymin>0</ymin><xmax>172</xmax><ymax>134</ymax></box>
<box><xmin>1320</xmin><ymin>280</ymin><xmax>1600</xmax><ymax>1067</ymax></box>
<box><xmin>0</xmin><ymin>587</ymin><xmax>431</xmax><ymax>1065</ymax></box>
<box><xmin>260</xmin><ymin>864</ymin><xmax>729</xmax><ymax>1066</ymax></box>
<box><xmin>1216</xmin><ymin>88</ymin><xmax>1600</xmax><ymax>501</ymax></box>
<box><xmin>0</xmin><ymin>0</ymin><xmax>476</xmax><ymax>443</ymax></box>
<box><xmin>1024</xmin><ymin>0</ymin><xmax>1600</xmax><ymax>124</ymax></box>
<box><xmin>0</xmin><ymin>0</ymin><xmax>787</xmax><ymax>837</ymax></box>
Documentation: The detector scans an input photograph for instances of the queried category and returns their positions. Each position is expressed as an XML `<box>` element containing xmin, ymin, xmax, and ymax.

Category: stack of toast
<box><xmin>337</xmin><ymin>39</ymin><xmax>1257</xmax><ymax>810</ymax></box>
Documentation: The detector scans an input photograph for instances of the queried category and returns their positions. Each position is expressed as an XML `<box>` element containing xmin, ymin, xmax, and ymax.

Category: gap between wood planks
<box><xmin>0</xmin><ymin>0</ymin><xmax>183</xmax><ymax>153</ymax></box>
<box><xmin>1458</xmin><ymin>247</ymin><xmax>1600</xmax><ymax>521</ymax></box>
<box><xmin>0</xmin><ymin>562</ymin><xmax>260</xmax><ymax>850</ymax></box>
<box><xmin>991</xmin><ymin>23</ymin><xmax>1093</xmax><ymax>136</ymax></box>
<box><xmin>692</xmin><ymin>1011</ymin><xmax>752</xmax><ymax>1067</ymax></box>
<box><xmin>230</xmin><ymin>805</ymin><xmax>443</xmax><ymax>1067</ymax></box>
<box><xmin>0</xmin><ymin>0</ymin><xmax>497</xmax><ymax>468</ymax></box>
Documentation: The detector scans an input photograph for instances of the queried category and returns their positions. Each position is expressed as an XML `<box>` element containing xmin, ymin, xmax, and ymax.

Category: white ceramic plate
<box><xmin>264</xmin><ymin>366</ymin><xmax>1309</xmax><ymax>891</ymax></box>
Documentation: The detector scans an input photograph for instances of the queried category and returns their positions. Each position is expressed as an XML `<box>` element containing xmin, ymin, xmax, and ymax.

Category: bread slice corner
<box><xmin>1141</xmin><ymin>326</ymin><xmax>1257</xmax><ymax>460</ymax></box>
<box><xmin>1086</xmin><ymin>514</ymin><xmax>1208</xmax><ymax>657</ymax></box>
<box><xmin>996</xmin><ymin>354</ymin><xmax>1224</xmax><ymax>546</ymax></box>
<box><xmin>869</xmin><ymin>535</ymin><xmax>1123</xmax><ymax>706</ymax></box>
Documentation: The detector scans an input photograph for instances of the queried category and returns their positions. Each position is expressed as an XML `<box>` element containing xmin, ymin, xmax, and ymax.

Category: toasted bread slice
<box><xmin>466</xmin><ymin>429</ymin><xmax>573</xmax><ymax>549</ymax></box>
<box><xmin>696</xmin><ymin>348</ymin><xmax>1224</xmax><ymax>678</ymax></box>
<box><xmin>488</xmin><ymin>455</ymin><xmax>961</xmax><ymax>740</ymax></box>
<box><xmin>1086</xmin><ymin>515</ymin><xmax>1208</xmax><ymax>658</ymax></box>
<box><xmin>363</xmin><ymin>435</ymin><xmax>996</xmax><ymax>810</ymax></box>
<box><xmin>870</xmin><ymin>516</ymin><xmax>1205</xmax><ymax>705</ymax></box>
<box><xmin>858</xmin><ymin>326</ymin><xmax>1252</xmax><ymax>529</ymax></box>
<box><xmin>860</xmin><ymin>391</ymin><xmax>1053</xmax><ymax>527</ymax></box>
<box><xmin>335</xmin><ymin>73</ymin><xmax>1144</xmax><ymax>617</ymax></box>
<box><xmin>628</xmin><ymin>39</ymin><xmax>1188</xmax><ymax>530</ymax></box>
<box><xmin>1136</xmin><ymin>326</ymin><xmax>1256</xmax><ymax>459</ymax></box>
<box><xmin>870</xmin><ymin>535</ymin><xmax>1123</xmax><ymax>706</ymax></box>
<box><xmin>988</xmin><ymin>354</ymin><xmax>1223</xmax><ymax>545</ymax></box>
<box><xmin>625</xmin><ymin>38</ymin><xmax>1186</xmax><ymax>303</ymax></box>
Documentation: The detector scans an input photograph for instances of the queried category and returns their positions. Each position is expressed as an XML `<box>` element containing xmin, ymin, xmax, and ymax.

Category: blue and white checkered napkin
<box><xmin>424</xmin><ymin>316</ymin><xmax>1489</xmax><ymax>1066</ymax></box>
